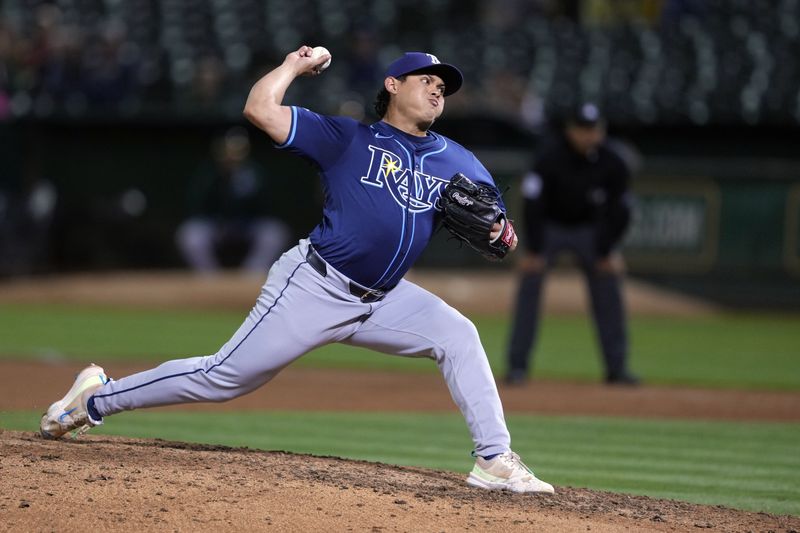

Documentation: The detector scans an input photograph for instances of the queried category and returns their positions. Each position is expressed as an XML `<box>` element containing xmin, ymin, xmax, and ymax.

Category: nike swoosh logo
<box><xmin>59</xmin><ymin>407</ymin><xmax>77</xmax><ymax>422</ymax></box>
<box><xmin>375</xmin><ymin>133</ymin><xmax>393</xmax><ymax>139</ymax></box>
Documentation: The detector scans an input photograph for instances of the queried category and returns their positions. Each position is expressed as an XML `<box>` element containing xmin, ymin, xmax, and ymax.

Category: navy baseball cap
<box><xmin>384</xmin><ymin>52</ymin><xmax>463</xmax><ymax>96</ymax></box>
<box><xmin>568</xmin><ymin>102</ymin><xmax>604</xmax><ymax>127</ymax></box>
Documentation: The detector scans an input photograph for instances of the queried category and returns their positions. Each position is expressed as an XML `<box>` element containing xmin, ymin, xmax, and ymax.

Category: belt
<box><xmin>305</xmin><ymin>245</ymin><xmax>392</xmax><ymax>303</ymax></box>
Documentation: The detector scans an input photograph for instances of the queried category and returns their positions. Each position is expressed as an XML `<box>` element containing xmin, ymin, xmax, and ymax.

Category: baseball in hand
<box><xmin>311</xmin><ymin>46</ymin><xmax>332</xmax><ymax>72</ymax></box>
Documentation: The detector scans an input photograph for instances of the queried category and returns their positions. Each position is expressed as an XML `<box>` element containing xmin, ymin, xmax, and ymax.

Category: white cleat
<box><xmin>466</xmin><ymin>451</ymin><xmax>555</xmax><ymax>494</ymax></box>
<box><xmin>40</xmin><ymin>364</ymin><xmax>109</xmax><ymax>439</ymax></box>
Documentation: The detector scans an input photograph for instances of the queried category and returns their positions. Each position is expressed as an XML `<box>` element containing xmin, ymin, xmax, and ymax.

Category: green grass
<box><xmin>2</xmin><ymin>410</ymin><xmax>798</xmax><ymax>516</ymax></box>
<box><xmin>1</xmin><ymin>303</ymin><xmax>798</xmax><ymax>389</ymax></box>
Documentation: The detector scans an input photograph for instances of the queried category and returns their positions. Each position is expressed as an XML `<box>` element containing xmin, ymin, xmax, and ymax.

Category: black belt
<box><xmin>306</xmin><ymin>245</ymin><xmax>391</xmax><ymax>303</ymax></box>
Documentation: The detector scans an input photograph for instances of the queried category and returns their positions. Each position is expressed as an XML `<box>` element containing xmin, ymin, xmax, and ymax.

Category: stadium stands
<box><xmin>0</xmin><ymin>0</ymin><xmax>798</xmax><ymax>125</ymax></box>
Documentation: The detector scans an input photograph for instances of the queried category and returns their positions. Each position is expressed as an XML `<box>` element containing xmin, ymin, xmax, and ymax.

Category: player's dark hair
<box><xmin>374</xmin><ymin>75</ymin><xmax>406</xmax><ymax>118</ymax></box>
<box><xmin>374</xmin><ymin>89</ymin><xmax>390</xmax><ymax>118</ymax></box>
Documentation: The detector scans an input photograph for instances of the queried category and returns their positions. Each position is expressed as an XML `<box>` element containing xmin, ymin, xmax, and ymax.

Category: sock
<box><xmin>86</xmin><ymin>396</ymin><xmax>103</xmax><ymax>424</ymax></box>
<box><xmin>482</xmin><ymin>453</ymin><xmax>500</xmax><ymax>461</ymax></box>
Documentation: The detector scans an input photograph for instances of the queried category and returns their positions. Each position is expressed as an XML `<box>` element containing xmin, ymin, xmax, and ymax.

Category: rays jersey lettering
<box><xmin>276</xmin><ymin>106</ymin><xmax>503</xmax><ymax>288</ymax></box>
<box><xmin>360</xmin><ymin>145</ymin><xmax>449</xmax><ymax>213</ymax></box>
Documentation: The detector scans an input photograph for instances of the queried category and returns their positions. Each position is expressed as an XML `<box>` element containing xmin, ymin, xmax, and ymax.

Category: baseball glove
<box><xmin>438</xmin><ymin>173</ymin><xmax>516</xmax><ymax>261</ymax></box>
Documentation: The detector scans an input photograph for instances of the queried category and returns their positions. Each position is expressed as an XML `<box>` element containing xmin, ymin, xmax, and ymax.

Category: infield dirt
<box><xmin>4</xmin><ymin>362</ymin><xmax>800</xmax><ymax>422</ymax></box>
<box><xmin>1</xmin><ymin>429</ymin><xmax>798</xmax><ymax>533</ymax></box>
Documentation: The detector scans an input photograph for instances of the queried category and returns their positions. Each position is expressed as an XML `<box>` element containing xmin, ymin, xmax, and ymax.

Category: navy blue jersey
<box><xmin>277</xmin><ymin>106</ymin><xmax>504</xmax><ymax>289</ymax></box>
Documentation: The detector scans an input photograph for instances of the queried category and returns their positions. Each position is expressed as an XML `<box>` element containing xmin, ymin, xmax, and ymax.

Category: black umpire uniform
<box><xmin>505</xmin><ymin>103</ymin><xmax>639</xmax><ymax>386</ymax></box>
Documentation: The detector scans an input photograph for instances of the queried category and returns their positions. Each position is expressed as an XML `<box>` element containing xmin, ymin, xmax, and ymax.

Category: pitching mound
<box><xmin>2</xmin><ymin>431</ymin><xmax>797</xmax><ymax>532</ymax></box>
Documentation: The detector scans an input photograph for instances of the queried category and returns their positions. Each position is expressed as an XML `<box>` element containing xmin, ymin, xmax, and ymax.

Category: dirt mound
<box><xmin>2</xmin><ymin>430</ymin><xmax>796</xmax><ymax>532</ymax></box>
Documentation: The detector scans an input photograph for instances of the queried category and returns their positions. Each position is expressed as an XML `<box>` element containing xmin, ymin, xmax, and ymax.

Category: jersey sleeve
<box><xmin>275</xmin><ymin>106</ymin><xmax>359</xmax><ymax>170</ymax></box>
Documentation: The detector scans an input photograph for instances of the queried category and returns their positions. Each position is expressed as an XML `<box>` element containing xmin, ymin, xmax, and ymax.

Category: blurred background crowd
<box><xmin>1</xmin><ymin>0</ymin><xmax>799</xmax><ymax>125</ymax></box>
<box><xmin>1</xmin><ymin>0</ymin><xmax>799</xmax><ymax>308</ymax></box>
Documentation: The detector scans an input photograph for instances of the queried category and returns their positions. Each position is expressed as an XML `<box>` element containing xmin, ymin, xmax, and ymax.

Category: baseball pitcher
<box><xmin>40</xmin><ymin>47</ymin><xmax>554</xmax><ymax>494</ymax></box>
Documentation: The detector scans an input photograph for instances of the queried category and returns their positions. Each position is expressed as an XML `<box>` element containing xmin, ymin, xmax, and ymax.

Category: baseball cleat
<box><xmin>466</xmin><ymin>451</ymin><xmax>555</xmax><ymax>494</ymax></box>
<box><xmin>40</xmin><ymin>364</ymin><xmax>109</xmax><ymax>439</ymax></box>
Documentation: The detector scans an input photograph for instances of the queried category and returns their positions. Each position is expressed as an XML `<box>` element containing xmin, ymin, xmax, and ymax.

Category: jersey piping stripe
<box><xmin>372</xmin><ymin>139</ymin><xmax>447</xmax><ymax>288</ymax></box>
<box><xmin>92</xmin><ymin>261</ymin><xmax>307</xmax><ymax>401</ymax></box>
<box><xmin>380</xmin><ymin>212</ymin><xmax>417</xmax><ymax>286</ymax></box>
<box><xmin>369</xmin><ymin>138</ymin><xmax>413</xmax><ymax>288</ymax></box>
<box><xmin>371</xmin><ymin>208</ymin><xmax>406</xmax><ymax>289</ymax></box>
<box><xmin>274</xmin><ymin>106</ymin><xmax>299</xmax><ymax>149</ymax></box>
<box><xmin>372</xmin><ymin>137</ymin><xmax>448</xmax><ymax>288</ymax></box>
<box><xmin>418</xmin><ymin>137</ymin><xmax>448</xmax><ymax>171</ymax></box>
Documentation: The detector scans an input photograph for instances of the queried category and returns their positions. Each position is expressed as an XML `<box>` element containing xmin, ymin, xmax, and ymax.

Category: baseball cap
<box><xmin>568</xmin><ymin>102</ymin><xmax>605</xmax><ymax>127</ymax></box>
<box><xmin>384</xmin><ymin>52</ymin><xmax>463</xmax><ymax>96</ymax></box>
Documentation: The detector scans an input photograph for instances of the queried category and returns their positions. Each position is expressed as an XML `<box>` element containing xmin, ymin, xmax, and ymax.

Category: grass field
<box><xmin>2</xmin><ymin>302</ymin><xmax>799</xmax><ymax>516</ymax></box>
<box><xmin>2</xmin><ymin>410</ymin><xmax>798</xmax><ymax>516</ymax></box>
<box><xmin>1</xmin><ymin>303</ymin><xmax>798</xmax><ymax>389</ymax></box>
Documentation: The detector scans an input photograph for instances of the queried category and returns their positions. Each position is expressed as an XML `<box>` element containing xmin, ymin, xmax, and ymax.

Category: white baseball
<box><xmin>311</xmin><ymin>46</ymin><xmax>331</xmax><ymax>72</ymax></box>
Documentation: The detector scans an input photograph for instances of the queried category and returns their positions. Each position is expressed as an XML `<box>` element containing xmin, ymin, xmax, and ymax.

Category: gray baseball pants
<box><xmin>92</xmin><ymin>239</ymin><xmax>511</xmax><ymax>457</ymax></box>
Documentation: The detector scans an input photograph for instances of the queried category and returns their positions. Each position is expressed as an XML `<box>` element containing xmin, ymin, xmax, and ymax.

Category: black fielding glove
<box><xmin>439</xmin><ymin>173</ymin><xmax>515</xmax><ymax>261</ymax></box>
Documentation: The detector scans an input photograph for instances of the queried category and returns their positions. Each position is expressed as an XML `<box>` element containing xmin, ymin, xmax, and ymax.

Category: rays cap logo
<box><xmin>384</xmin><ymin>52</ymin><xmax>464</xmax><ymax>96</ymax></box>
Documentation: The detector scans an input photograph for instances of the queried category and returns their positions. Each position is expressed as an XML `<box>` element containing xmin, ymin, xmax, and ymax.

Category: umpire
<box><xmin>505</xmin><ymin>103</ymin><xmax>639</xmax><ymax>386</ymax></box>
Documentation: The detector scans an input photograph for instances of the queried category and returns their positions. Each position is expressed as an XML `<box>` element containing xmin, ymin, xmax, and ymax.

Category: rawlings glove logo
<box><xmin>452</xmin><ymin>192</ymin><xmax>474</xmax><ymax>206</ymax></box>
<box><xmin>441</xmin><ymin>173</ymin><xmax>511</xmax><ymax>261</ymax></box>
